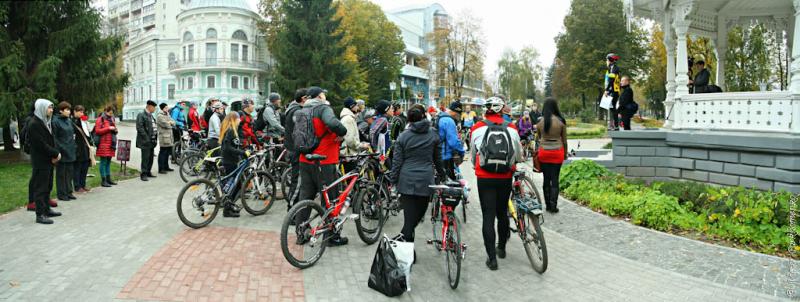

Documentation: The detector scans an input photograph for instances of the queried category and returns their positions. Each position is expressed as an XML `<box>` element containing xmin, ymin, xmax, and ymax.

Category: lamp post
<box><xmin>153</xmin><ymin>37</ymin><xmax>160</xmax><ymax>102</ymax></box>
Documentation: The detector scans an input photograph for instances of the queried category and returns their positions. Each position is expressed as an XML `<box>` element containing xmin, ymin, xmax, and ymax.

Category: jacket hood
<box><xmin>303</xmin><ymin>98</ymin><xmax>328</xmax><ymax>108</ymax></box>
<box><xmin>409</xmin><ymin>119</ymin><xmax>430</xmax><ymax>133</ymax></box>
<box><xmin>34</xmin><ymin>99</ymin><xmax>53</xmax><ymax>132</ymax></box>
<box><xmin>340</xmin><ymin>107</ymin><xmax>354</xmax><ymax>118</ymax></box>
<box><xmin>287</xmin><ymin>101</ymin><xmax>301</xmax><ymax>111</ymax></box>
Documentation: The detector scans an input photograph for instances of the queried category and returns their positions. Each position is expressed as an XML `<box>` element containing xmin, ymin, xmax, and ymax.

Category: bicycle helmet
<box><xmin>607</xmin><ymin>53</ymin><xmax>620</xmax><ymax>62</ymax></box>
<box><xmin>485</xmin><ymin>96</ymin><xmax>505</xmax><ymax>114</ymax></box>
<box><xmin>363</xmin><ymin>108</ymin><xmax>376</xmax><ymax>119</ymax></box>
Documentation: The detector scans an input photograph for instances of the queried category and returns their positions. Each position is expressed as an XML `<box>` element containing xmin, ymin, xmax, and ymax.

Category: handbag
<box><xmin>368</xmin><ymin>236</ymin><xmax>407</xmax><ymax>297</ymax></box>
<box><xmin>532</xmin><ymin>136</ymin><xmax>542</xmax><ymax>173</ymax></box>
<box><xmin>76</xmin><ymin>123</ymin><xmax>97</xmax><ymax>166</ymax></box>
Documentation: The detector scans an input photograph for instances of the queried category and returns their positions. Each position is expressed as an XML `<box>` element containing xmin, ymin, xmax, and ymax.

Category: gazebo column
<box><xmin>663</xmin><ymin>31</ymin><xmax>677</xmax><ymax>128</ymax></box>
<box><xmin>791</xmin><ymin>1</ymin><xmax>800</xmax><ymax>134</ymax></box>
<box><xmin>671</xmin><ymin>1</ymin><xmax>694</xmax><ymax>129</ymax></box>
<box><xmin>715</xmin><ymin>16</ymin><xmax>729</xmax><ymax>91</ymax></box>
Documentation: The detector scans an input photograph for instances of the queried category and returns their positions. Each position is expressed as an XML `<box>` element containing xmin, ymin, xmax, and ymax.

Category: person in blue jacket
<box><xmin>437</xmin><ymin>100</ymin><xmax>465</xmax><ymax>180</ymax></box>
<box><xmin>169</xmin><ymin>101</ymin><xmax>187</xmax><ymax>162</ymax></box>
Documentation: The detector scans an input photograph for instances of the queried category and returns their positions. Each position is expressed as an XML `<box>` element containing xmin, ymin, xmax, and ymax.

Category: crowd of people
<box><xmin>21</xmin><ymin>86</ymin><xmax>570</xmax><ymax>272</ymax></box>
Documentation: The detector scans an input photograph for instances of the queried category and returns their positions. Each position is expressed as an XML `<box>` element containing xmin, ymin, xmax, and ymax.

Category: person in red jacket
<box><xmin>238</xmin><ymin>99</ymin><xmax>259</xmax><ymax>148</ymax></box>
<box><xmin>188</xmin><ymin>101</ymin><xmax>203</xmax><ymax>132</ymax></box>
<box><xmin>295</xmin><ymin>87</ymin><xmax>348</xmax><ymax>246</ymax></box>
<box><xmin>94</xmin><ymin>105</ymin><xmax>119</xmax><ymax>187</ymax></box>
<box><xmin>469</xmin><ymin>95</ymin><xmax>523</xmax><ymax>271</ymax></box>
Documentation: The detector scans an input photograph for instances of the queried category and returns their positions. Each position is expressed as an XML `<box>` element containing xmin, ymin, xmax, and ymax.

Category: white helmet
<box><xmin>485</xmin><ymin>97</ymin><xmax>505</xmax><ymax>113</ymax></box>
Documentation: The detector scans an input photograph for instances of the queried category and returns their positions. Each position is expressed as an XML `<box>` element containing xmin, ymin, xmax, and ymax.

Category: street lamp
<box><xmin>153</xmin><ymin>37</ymin><xmax>159</xmax><ymax>102</ymax></box>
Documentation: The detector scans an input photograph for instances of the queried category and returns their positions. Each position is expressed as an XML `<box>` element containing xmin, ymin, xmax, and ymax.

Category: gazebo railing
<box><xmin>672</xmin><ymin>92</ymin><xmax>799</xmax><ymax>134</ymax></box>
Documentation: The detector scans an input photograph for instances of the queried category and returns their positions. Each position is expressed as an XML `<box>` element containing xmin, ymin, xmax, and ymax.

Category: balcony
<box><xmin>169</xmin><ymin>59</ymin><xmax>270</xmax><ymax>73</ymax></box>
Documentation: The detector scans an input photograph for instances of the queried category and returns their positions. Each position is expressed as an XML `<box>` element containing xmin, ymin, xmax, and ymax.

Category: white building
<box><xmin>109</xmin><ymin>0</ymin><xmax>269</xmax><ymax>120</ymax></box>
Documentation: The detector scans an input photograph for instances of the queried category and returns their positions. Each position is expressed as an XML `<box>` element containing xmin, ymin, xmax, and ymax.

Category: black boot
<box><xmin>107</xmin><ymin>176</ymin><xmax>117</xmax><ymax>185</ymax></box>
<box><xmin>36</xmin><ymin>215</ymin><xmax>53</xmax><ymax>224</ymax></box>
<box><xmin>101</xmin><ymin>176</ymin><xmax>111</xmax><ymax>187</ymax></box>
<box><xmin>486</xmin><ymin>257</ymin><xmax>498</xmax><ymax>270</ymax></box>
<box><xmin>328</xmin><ymin>233</ymin><xmax>349</xmax><ymax>246</ymax></box>
<box><xmin>548</xmin><ymin>187</ymin><xmax>559</xmax><ymax>213</ymax></box>
<box><xmin>223</xmin><ymin>206</ymin><xmax>240</xmax><ymax>218</ymax></box>
<box><xmin>140</xmin><ymin>174</ymin><xmax>149</xmax><ymax>181</ymax></box>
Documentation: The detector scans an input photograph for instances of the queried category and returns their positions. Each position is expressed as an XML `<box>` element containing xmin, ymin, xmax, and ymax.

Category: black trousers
<box><xmin>287</xmin><ymin>151</ymin><xmax>299</xmax><ymax>210</ymax></box>
<box><xmin>400</xmin><ymin>194</ymin><xmax>429</xmax><ymax>242</ymax></box>
<box><xmin>541</xmin><ymin>163</ymin><xmax>563</xmax><ymax>208</ymax></box>
<box><xmin>172</xmin><ymin>128</ymin><xmax>182</xmax><ymax>161</ymax></box>
<box><xmin>609</xmin><ymin>94</ymin><xmax>620</xmax><ymax>129</ymax></box>
<box><xmin>443</xmin><ymin>159</ymin><xmax>457</xmax><ymax>180</ymax></box>
<box><xmin>222</xmin><ymin>163</ymin><xmax>241</xmax><ymax>206</ymax></box>
<box><xmin>158</xmin><ymin>146</ymin><xmax>172</xmax><ymax>171</ymax></box>
<box><xmin>31</xmin><ymin>167</ymin><xmax>54</xmax><ymax>216</ymax></box>
<box><xmin>207</xmin><ymin>138</ymin><xmax>219</xmax><ymax>156</ymax></box>
<box><xmin>140</xmin><ymin>147</ymin><xmax>154</xmax><ymax>175</ymax></box>
<box><xmin>621</xmin><ymin>114</ymin><xmax>632</xmax><ymax>130</ymax></box>
<box><xmin>477</xmin><ymin>178</ymin><xmax>512</xmax><ymax>259</ymax></box>
<box><xmin>295</xmin><ymin>162</ymin><xmax>338</xmax><ymax>225</ymax></box>
<box><xmin>72</xmin><ymin>161</ymin><xmax>89</xmax><ymax>190</ymax></box>
<box><xmin>56</xmin><ymin>161</ymin><xmax>74</xmax><ymax>198</ymax></box>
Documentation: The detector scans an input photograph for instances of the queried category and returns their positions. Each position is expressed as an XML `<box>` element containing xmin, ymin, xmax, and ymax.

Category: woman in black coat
<box><xmin>28</xmin><ymin>99</ymin><xmax>62</xmax><ymax>224</ymax></box>
<box><xmin>72</xmin><ymin>105</ymin><xmax>92</xmax><ymax>193</ymax></box>
<box><xmin>388</xmin><ymin>105</ymin><xmax>445</xmax><ymax>244</ymax></box>
<box><xmin>52</xmin><ymin>102</ymin><xmax>78</xmax><ymax>201</ymax></box>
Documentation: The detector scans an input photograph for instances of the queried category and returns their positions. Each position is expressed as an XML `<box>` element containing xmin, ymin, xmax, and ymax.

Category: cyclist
<box><xmin>535</xmin><ymin>98</ymin><xmax>568</xmax><ymax>213</ymax></box>
<box><xmin>470</xmin><ymin>95</ymin><xmax>523</xmax><ymax>271</ymax></box>
<box><xmin>206</xmin><ymin>102</ymin><xmax>224</xmax><ymax>151</ymax></box>
<box><xmin>262</xmin><ymin>92</ymin><xmax>285</xmax><ymax>144</ymax></box>
<box><xmin>358</xmin><ymin>108</ymin><xmax>375</xmax><ymax>143</ymax></box>
<box><xmin>388</xmin><ymin>105</ymin><xmax>445</xmax><ymax>253</ymax></box>
<box><xmin>389</xmin><ymin>102</ymin><xmax>406</xmax><ymax>142</ymax></box>
<box><xmin>238</xmin><ymin>99</ymin><xmax>259</xmax><ymax>148</ymax></box>
<box><xmin>517</xmin><ymin>112</ymin><xmax>533</xmax><ymax>141</ymax></box>
<box><xmin>296</xmin><ymin>87</ymin><xmax>348</xmax><ymax>246</ymax></box>
<box><xmin>369</xmin><ymin>100</ymin><xmax>392</xmax><ymax>157</ymax></box>
<box><xmin>340</xmin><ymin>97</ymin><xmax>369</xmax><ymax>172</ymax></box>
<box><xmin>283</xmin><ymin>88</ymin><xmax>307</xmax><ymax>210</ymax></box>
<box><xmin>219</xmin><ymin>112</ymin><xmax>249</xmax><ymax>218</ymax></box>
<box><xmin>604</xmin><ymin>53</ymin><xmax>621</xmax><ymax>131</ymax></box>
<box><xmin>436</xmin><ymin>100</ymin><xmax>465</xmax><ymax>180</ymax></box>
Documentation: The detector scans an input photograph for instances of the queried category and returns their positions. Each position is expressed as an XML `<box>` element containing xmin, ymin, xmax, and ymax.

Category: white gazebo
<box><xmin>623</xmin><ymin>0</ymin><xmax>800</xmax><ymax>135</ymax></box>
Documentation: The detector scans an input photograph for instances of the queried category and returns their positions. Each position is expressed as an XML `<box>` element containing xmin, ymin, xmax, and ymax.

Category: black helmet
<box><xmin>607</xmin><ymin>53</ymin><xmax>620</xmax><ymax>62</ymax></box>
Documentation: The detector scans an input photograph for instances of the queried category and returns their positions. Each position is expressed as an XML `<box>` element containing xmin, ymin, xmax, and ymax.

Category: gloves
<box><xmin>245</xmin><ymin>150</ymin><xmax>251</xmax><ymax>157</ymax></box>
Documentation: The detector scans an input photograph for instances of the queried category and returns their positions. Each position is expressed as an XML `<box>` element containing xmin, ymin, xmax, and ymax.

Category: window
<box><xmin>139</xmin><ymin>87</ymin><xmax>143</xmax><ymax>102</ymax></box>
<box><xmin>149</xmin><ymin>85</ymin><xmax>152</xmax><ymax>99</ymax></box>
<box><xmin>243</xmin><ymin>77</ymin><xmax>249</xmax><ymax>90</ymax></box>
<box><xmin>187</xmin><ymin>44</ymin><xmax>194</xmax><ymax>62</ymax></box>
<box><xmin>231</xmin><ymin>76</ymin><xmax>239</xmax><ymax>89</ymax></box>
<box><xmin>187</xmin><ymin>77</ymin><xmax>194</xmax><ymax>89</ymax></box>
<box><xmin>183</xmin><ymin>31</ymin><xmax>193</xmax><ymax>42</ymax></box>
<box><xmin>182</xmin><ymin>46</ymin><xmax>186</xmax><ymax>62</ymax></box>
<box><xmin>207</xmin><ymin>75</ymin><xmax>215</xmax><ymax>88</ymax></box>
<box><xmin>206</xmin><ymin>28</ymin><xmax>217</xmax><ymax>39</ymax></box>
<box><xmin>148</xmin><ymin>54</ymin><xmax>152</xmax><ymax>71</ymax></box>
<box><xmin>231</xmin><ymin>43</ymin><xmax>239</xmax><ymax>61</ymax></box>
<box><xmin>232</xmin><ymin>30</ymin><xmax>247</xmax><ymax>41</ymax></box>
<box><xmin>206</xmin><ymin>43</ymin><xmax>216</xmax><ymax>65</ymax></box>
<box><xmin>168</xmin><ymin>53</ymin><xmax>176</xmax><ymax>68</ymax></box>
<box><xmin>242</xmin><ymin>45</ymin><xmax>248</xmax><ymax>62</ymax></box>
<box><xmin>168</xmin><ymin>84</ymin><xmax>175</xmax><ymax>99</ymax></box>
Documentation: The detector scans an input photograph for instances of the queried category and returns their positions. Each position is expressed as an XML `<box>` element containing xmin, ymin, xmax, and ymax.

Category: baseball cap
<box><xmin>449</xmin><ymin>100</ymin><xmax>463</xmax><ymax>113</ymax></box>
<box><xmin>307</xmin><ymin>86</ymin><xmax>327</xmax><ymax>99</ymax></box>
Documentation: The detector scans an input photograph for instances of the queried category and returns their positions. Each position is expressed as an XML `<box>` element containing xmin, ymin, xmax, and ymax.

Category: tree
<box><xmin>725</xmin><ymin>23</ymin><xmax>771</xmax><ymax>92</ymax></box>
<box><xmin>643</xmin><ymin>25</ymin><xmax>667</xmax><ymax>118</ymax></box>
<box><xmin>497</xmin><ymin>46</ymin><xmax>543</xmax><ymax>101</ymax></box>
<box><xmin>0</xmin><ymin>1</ymin><xmax>128</xmax><ymax>151</ymax></box>
<box><xmin>544</xmin><ymin>62</ymin><xmax>555</xmax><ymax>97</ymax></box>
<box><xmin>554</xmin><ymin>0</ymin><xmax>647</xmax><ymax>108</ymax></box>
<box><xmin>270</xmin><ymin>0</ymin><xmax>351</xmax><ymax>106</ymax></box>
<box><xmin>427</xmin><ymin>10</ymin><xmax>486</xmax><ymax>104</ymax></box>
<box><xmin>335</xmin><ymin>0</ymin><xmax>404</xmax><ymax>104</ymax></box>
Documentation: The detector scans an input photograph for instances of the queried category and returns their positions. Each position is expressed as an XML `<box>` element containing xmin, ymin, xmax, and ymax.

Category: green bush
<box><xmin>559</xmin><ymin>160</ymin><xmax>609</xmax><ymax>190</ymax></box>
<box><xmin>578</xmin><ymin>107</ymin><xmax>595</xmax><ymax>123</ymax></box>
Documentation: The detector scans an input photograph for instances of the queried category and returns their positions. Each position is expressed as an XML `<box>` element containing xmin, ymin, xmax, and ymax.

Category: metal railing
<box><xmin>168</xmin><ymin>59</ymin><xmax>270</xmax><ymax>71</ymax></box>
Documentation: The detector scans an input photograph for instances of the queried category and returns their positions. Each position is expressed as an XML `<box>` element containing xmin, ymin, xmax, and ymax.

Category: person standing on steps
<box><xmin>72</xmin><ymin>105</ymin><xmax>93</xmax><ymax>194</ymax></box>
<box><xmin>136</xmin><ymin>100</ymin><xmax>159</xmax><ymax>181</ymax></box>
<box><xmin>604</xmin><ymin>53</ymin><xmax>621</xmax><ymax>131</ymax></box>
<box><xmin>535</xmin><ymin>98</ymin><xmax>568</xmax><ymax>213</ymax></box>
<box><xmin>157</xmin><ymin>103</ymin><xmax>176</xmax><ymax>174</ymax></box>
<box><xmin>617</xmin><ymin>76</ymin><xmax>636</xmax><ymax>131</ymax></box>
<box><xmin>95</xmin><ymin>105</ymin><xmax>118</xmax><ymax>187</ymax></box>
<box><xmin>28</xmin><ymin>99</ymin><xmax>62</xmax><ymax>224</ymax></box>
<box><xmin>470</xmin><ymin>95</ymin><xmax>523</xmax><ymax>271</ymax></box>
<box><xmin>52</xmin><ymin>102</ymin><xmax>78</xmax><ymax>201</ymax></box>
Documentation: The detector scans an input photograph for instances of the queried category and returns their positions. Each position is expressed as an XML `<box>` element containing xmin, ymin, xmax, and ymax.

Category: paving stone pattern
<box><xmin>0</xmin><ymin>127</ymin><xmax>796</xmax><ymax>301</ymax></box>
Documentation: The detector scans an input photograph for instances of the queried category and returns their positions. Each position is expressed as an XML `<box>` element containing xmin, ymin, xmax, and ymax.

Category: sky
<box><xmin>95</xmin><ymin>0</ymin><xmax>572</xmax><ymax>82</ymax></box>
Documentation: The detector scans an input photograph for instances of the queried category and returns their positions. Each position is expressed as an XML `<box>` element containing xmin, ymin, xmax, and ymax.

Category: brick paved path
<box><xmin>0</xmin><ymin>133</ymin><xmax>797</xmax><ymax>301</ymax></box>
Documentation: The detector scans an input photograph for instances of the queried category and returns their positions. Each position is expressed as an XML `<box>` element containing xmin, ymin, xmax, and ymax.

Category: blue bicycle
<box><xmin>176</xmin><ymin>153</ymin><xmax>276</xmax><ymax>228</ymax></box>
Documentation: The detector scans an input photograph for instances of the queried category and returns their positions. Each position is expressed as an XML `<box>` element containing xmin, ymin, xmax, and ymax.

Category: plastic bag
<box><xmin>390</xmin><ymin>238</ymin><xmax>415</xmax><ymax>292</ymax></box>
<box><xmin>368</xmin><ymin>236</ymin><xmax>407</xmax><ymax>297</ymax></box>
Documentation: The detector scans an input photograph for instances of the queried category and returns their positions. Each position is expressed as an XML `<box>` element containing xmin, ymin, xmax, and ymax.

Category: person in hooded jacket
<box><xmin>94</xmin><ymin>105</ymin><xmax>118</xmax><ymax>187</ymax></box>
<box><xmin>52</xmin><ymin>102</ymin><xmax>78</xmax><ymax>201</ymax></box>
<box><xmin>282</xmin><ymin>88</ymin><xmax>307</xmax><ymax>210</ymax></box>
<box><xmin>389</xmin><ymin>105</ymin><xmax>445</xmax><ymax>248</ymax></box>
<box><xmin>28</xmin><ymin>99</ymin><xmax>62</xmax><ymax>224</ymax></box>
<box><xmin>340</xmin><ymin>97</ymin><xmax>369</xmax><ymax>172</ymax></box>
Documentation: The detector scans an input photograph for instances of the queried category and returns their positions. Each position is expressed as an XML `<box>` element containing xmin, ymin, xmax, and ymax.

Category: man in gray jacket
<box><xmin>262</xmin><ymin>92</ymin><xmax>285</xmax><ymax>140</ymax></box>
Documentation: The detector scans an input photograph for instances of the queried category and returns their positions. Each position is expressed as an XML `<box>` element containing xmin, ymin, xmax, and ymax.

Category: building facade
<box><xmin>108</xmin><ymin>0</ymin><xmax>269</xmax><ymax>120</ymax></box>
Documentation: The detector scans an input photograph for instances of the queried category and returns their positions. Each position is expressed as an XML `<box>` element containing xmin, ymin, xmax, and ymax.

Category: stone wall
<box><xmin>609</xmin><ymin>130</ymin><xmax>800</xmax><ymax>193</ymax></box>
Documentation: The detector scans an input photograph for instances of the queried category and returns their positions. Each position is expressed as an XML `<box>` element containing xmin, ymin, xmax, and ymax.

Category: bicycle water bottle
<box><xmin>340</xmin><ymin>197</ymin><xmax>351</xmax><ymax>215</ymax></box>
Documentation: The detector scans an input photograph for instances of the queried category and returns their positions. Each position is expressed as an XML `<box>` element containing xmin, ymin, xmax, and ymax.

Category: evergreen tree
<box><xmin>272</xmin><ymin>0</ymin><xmax>351</xmax><ymax>106</ymax></box>
<box><xmin>0</xmin><ymin>1</ymin><xmax>128</xmax><ymax>150</ymax></box>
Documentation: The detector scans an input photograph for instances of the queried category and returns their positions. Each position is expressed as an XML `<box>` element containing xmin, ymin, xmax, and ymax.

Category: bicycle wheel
<box><xmin>519</xmin><ymin>175</ymin><xmax>544</xmax><ymax>212</ymax></box>
<box><xmin>270</xmin><ymin>162</ymin><xmax>289</xmax><ymax>200</ymax></box>
<box><xmin>281</xmin><ymin>168</ymin><xmax>293</xmax><ymax>203</ymax></box>
<box><xmin>444</xmin><ymin>213</ymin><xmax>462</xmax><ymax>289</ymax></box>
<box><xmin>377</xmin><ymin>183</ymin><xmax>393</xmax><ymax>227</ymax></box>
<box><xmin>353</xmin><ymin>186</ymin><xmax>383</xmax><ymax>245</ymax></box>
<box><xmin>179</xmin><ymin>152</ymin><xmax>204</xmax><ymax>183</ymax></box>
<box><xmin>431</xmin><ymin>196</ymin><xmax>443</xmax><ymax>252</ymax></box>
<box><xmin>269</xmin><ymin>162</ymin><xmax>289</xmax><ymax>180</ymax></box>
<box><xmin>280</xmin><ymin>200</ymin><xmax>328</xmax><ymax>269</ymax></box>
<box><xmin>177</xmin><ymin>178</ymin><xmax>220</xmax><ymax>229</ymax></box>
<box><xmin>521</xmin><ymin>212</ymin><xmax>548</xmax><ymax>274</ymax></box>
<box><xmin>461</xmin><ymin>199</ymin><xmax>468</xmax><ymax>224</ymax></box>
<box><xmin>240</xmin><ymin>170</ymin><xmax>276</xmax><ymax>216</ymax></box>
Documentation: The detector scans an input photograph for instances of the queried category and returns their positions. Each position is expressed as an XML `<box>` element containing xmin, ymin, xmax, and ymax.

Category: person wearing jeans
<box><xmin>72</xmin><ymin>105</ymin><xmax>92</xmax><ymax>193</ymax></box>
<box><xmin>95</xmin><ymin>105</ymin><xmax>118</xmax><ymax>187</ymax></box>
<box><xmin>156</xmin><ymin>103</ymin><xmax>176</xmax><ymax>173</ymax></box>
<box><xmin>52</xmin><ymin>101</ymin><xmax>77</xmax><ymax>201</ymax></box>
<box><xmin>535</xmin><ymin>98</ymin><xmax>568</xmax><ymax>213</ymax></box>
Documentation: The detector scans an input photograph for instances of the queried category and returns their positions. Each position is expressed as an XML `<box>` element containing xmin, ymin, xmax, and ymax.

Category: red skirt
<box><xmin>537</xmin><ymin>147</ymin><xmax>565</xmax><ymax>164</ymax></box>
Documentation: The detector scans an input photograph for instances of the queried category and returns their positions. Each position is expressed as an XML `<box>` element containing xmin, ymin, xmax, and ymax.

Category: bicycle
<box><xmin>508</xmin><ymin>168</ymin><xmax>548</xmax><ymax>273</ymax></box>
<box><xmin>453</xmin><ymin>166</ymin><xmax>470</xmax><ymax>223</ymax></box>
<box><xmin>279</xmin><ymin>154</ymin><xmax>377</xmax><ymax>269</ymax></box>
<box><xmin>178</xmin><ymin>146</ymin><xmax>221</xmax><ymax>183</ymax></box>
<box><xmin>427</xmin><ymin>180</ymin><xmax>468</xmax><ymax>289</ymax></box>
<box><xmin>176</xmin><ymin>152</ymin><xmax>276</xmax><ymax>229</ymax></box>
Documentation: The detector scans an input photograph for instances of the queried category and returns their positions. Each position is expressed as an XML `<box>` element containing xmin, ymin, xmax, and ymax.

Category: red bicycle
<box><xmin>427</xmin><ymin>180</ymin><xmax>468</xmax><ymax>289</ymax></box>
<box><xmin>280</xmin><ymin>154</ymin><xmax>380</xmax><ymax>269</ymax></box>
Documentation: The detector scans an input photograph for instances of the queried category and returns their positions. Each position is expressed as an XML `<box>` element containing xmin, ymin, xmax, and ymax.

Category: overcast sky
<box><xmin>95</xmin><ymin>0</ymin><xmax>572</xmax><ymax>80</ymax></box>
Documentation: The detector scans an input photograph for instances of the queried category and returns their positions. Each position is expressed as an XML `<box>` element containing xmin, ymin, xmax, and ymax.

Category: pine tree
<box><xmin>272</xmin><ymin>0</ymin><xmax>351</xmax><ymax>107</ymax></box>
<box><xmin>0</xmin><ymin>1</ymin><xmax>128</xmax><ymax>150</ymax></box>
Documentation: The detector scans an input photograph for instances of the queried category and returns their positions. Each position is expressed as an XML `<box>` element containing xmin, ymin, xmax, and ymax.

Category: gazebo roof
<box><xmin>624</xmin><ymin>0</ymin><xmax>793</xmax><ymax>38</ymax></box>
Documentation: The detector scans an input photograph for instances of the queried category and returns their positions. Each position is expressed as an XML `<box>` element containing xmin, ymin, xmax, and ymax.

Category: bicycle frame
<box><xmin>308</xmin><ymin>171</ymin><xmax>360</xmax><ymax>238</ymax></box>
<box><xmin>218</xmin><ymin>157</ymin><xmax>250</xmax><ymax>196</ymax></box>
<box><xmin>430</xmin><ymin>186</ymin><xmax>458</xmax><ymax>252</ymax></box>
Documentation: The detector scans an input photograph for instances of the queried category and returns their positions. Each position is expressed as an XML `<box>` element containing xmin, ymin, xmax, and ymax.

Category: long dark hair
<box><xmin>542</xmin><ymin>98</ymin><xmax>565</xmax><ymax>133</ymax></box>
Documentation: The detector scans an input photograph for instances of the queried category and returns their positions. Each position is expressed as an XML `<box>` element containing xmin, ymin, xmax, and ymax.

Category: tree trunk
<box><xmin>3</xmin><ymin>122</ymin><xmax>16</xmax><ymax>151</ymax></box>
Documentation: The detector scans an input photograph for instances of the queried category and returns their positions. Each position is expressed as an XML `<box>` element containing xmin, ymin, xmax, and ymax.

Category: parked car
<box><xmin>0</xmin><ymin>120</ymin><xmax>19</xmax><ymax>147</ymax></box>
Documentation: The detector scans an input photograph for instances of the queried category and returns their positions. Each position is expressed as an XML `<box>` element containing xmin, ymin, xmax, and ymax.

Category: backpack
<box><xmin>431</xmin><ymin>114</ymin><xmax>452</xmax><ymax>132</ymax></box>
<box><xmin>292</xmin><ymin>106</ymin><xmax>322</xmax><ymax>154</ymax></box>
<box><xmin>625</xmin><ymin>101</ymin><xmax>639</xmax><ymax>114</ymax></box>
<box><xmin>254</xmin><ymin>106</ymin><xmax>267</xmax><ymax>131</ymax></box>
<box><xmin>478</xmin><ymin>119</ymin><xmax>514</xmax><ymax>173</ymax></box>
<box><xmin>370</xmin><ymin>116</ymin><xmax>389</xmax><ymax>150</ymax></box>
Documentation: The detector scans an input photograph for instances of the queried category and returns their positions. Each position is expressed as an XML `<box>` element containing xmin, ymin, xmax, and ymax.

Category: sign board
<box><xmin>116</xmin><ymin>139</ymin><xmax>131</xmax><ymax>162</ymax></box>
<box><xmin>389</xmin><ymin>82</ymin><xmax>396</xmax><ymax>91</ymax></box>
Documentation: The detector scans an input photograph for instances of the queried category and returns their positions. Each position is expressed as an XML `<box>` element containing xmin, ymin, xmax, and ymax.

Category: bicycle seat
<box><xmin>304</xmin><ymin>154</ymin><xmax>327</xmax><ymax>161</ymax></box>
<box><xmin>204</xmin><ymin>156</ymin><xmax>221</xmax><ymax>163</ymax></box>
<box><xmin>445</xmin><ymin>180</ymin><xmax>462</xmax><ymax>187</ymax></box>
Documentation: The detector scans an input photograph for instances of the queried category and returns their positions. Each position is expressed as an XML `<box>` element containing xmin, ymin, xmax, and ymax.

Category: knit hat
<box><xmin>159</xmin><ymin>103</ymin><xmax>168</xmax><ymax>110</ymax></box>
<box><xmin>448</xmin><ymin>100</ymin><xmax>463</xmax><ymax>113</ymax></box>
<box><xmin>307</xmin><ymin>86</ymin><xmax>327</xmax><ymax>99</ymax></box>
<box><xmin>268</xmin><ymin>93</ymin><xmax>281</xmax><ymax>102</ymax></box>
<box><xmin>343</xmin><ymin>97</ymin><xmax>356</xmax><ymax>110</ymax></box>
<box><xmin>375</xmin><ymin>100</ymin><xmax>391</xmax><ymax>115</ymax></box>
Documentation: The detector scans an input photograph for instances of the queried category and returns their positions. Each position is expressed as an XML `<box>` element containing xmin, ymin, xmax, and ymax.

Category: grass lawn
<box><xmin>0</xmin><ymin>161</ymin><xmax>138</xmax><ymax>214</ymax></box>
<box><xmin>568</xmin><ymin>123</ymin><xmax>607</xmax><ymax>139</ymax></box>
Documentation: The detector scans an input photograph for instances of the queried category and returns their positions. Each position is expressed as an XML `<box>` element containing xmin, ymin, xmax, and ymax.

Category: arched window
<box><xmin>206</xmin><ymin>28</ymin><xmax>217</xmax><ymax>39</ymax></box>
<box><xmin>231</xmin><ymin>76</ymin><xmax>239</xmax><ymax>89</ymax></box>
<box><xmin>183</xmin><ymin>31</ymin><xmax>193</xmax><ymax>42</ymax></box>
<box><xmin>232</xmin><ymin>30</ymin><xmax>247</xmax><ymax>41</ymax></box>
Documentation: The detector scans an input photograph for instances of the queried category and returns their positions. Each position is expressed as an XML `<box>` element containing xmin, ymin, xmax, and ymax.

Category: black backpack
<box><xmin>292</xmin><ymin>106</ymin><xmax>322</xmax><ymax>154</ymax></box>
<box><xmin>254</xmin><ymin>106</ymin><xmax>267</xmax><ymax>131</ymax></box>
<box><xmin>478</xmin><ymin>119</ymin><xmax>513</xmax><ymax>173</ymax></box>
